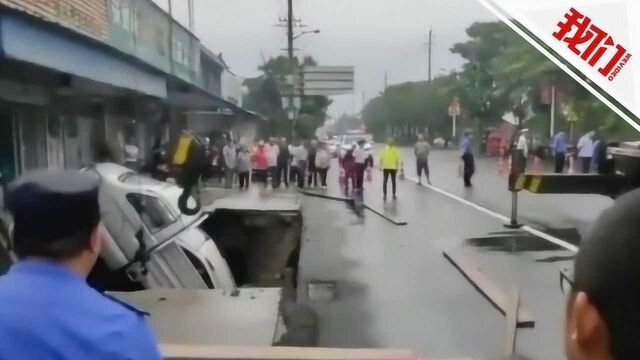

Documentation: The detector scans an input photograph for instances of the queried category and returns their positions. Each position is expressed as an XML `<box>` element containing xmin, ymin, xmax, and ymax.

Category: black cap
<box><xmin>7</xmin><ymin>170</ymin><xmax>101</xmax><ymax>257</ymax></box>
<box><xmin>574</xmin><ymin>188</ymin><xmax>640</xmax><ymax>357</ymax></box>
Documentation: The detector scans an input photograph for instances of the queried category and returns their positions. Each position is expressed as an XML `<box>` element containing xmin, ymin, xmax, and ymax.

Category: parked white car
<box><xmin>327</xmin><ymin>139</ymin><xmax>339</xmax><ymax>157</ymax></box>
<box><xmin>337</xmin><ymin>134</ymin><xmax>374</xmax><ymax>160</ymax></box>
<box><xmin>88</xmin><ymin>163</ymin><xmax>302</xmax><ymax>293</ymax></box>
<box><xmin>87</xmin><ymin>163</ymin><xmax>235</xmax><ymax>291</ymax></box>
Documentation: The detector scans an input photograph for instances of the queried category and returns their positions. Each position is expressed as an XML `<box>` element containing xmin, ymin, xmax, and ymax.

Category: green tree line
<box><xmin>363</xmin><ymin>21</ymin><xmax>637</xmax><ymax>144</ymax></box>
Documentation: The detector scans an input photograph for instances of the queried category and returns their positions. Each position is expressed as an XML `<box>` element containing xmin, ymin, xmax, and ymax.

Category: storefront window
<box><xmin>18</xmin><ymin>108</ymin><xmax>47</xmax><ymax>172</ymax></box>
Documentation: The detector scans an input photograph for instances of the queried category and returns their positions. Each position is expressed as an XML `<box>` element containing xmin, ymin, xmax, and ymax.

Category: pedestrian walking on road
<box><xmin>292</xmin><ymin>140</ymin><xmax>309</xmax><ymax>189</ymax></box>
<box><xmin>277</xmin><ymin>137</ymin><xmax>290</xmax><ymax>188</ymax></box>
<box><xmin>354</xmin><ymin>139</ymin><xmax>368</xmax><ymax>190</ymax></box>
<box><xmin>414</xmin><ymin>134</ymin><xmax>432</xmax><ymax>185</ymax></box>
<box><xmin>223</xmin><ymin>139</ymin><xmax>236</xmax><ymax>188</ymax></box>
<box><xmin>0</xmin><ymin>170</ymin><xmax>162</xmax><ymax>359</ymax></box>
<box><xmin>578</xmin><ymin>131</ymin><xmax>595</xmax><ymax>174</ymax></box>
<box><xmin>315</xmin><ymin>141</ymin><xmax>331</xmax><ymax>189</ymax></box>
<box><xmin>593</xmin><ymin>133</ymin><xmax>608</xmax><ymax>175</ymax></box>
<box><xmin>379</xmin><ymin>138</ymin><xmax>401</xmax><ymax>200</ymax></box>
<box><xmin>236</xmin><ymin>146</ymin><xmax>251</xmax><ymax>189</ymax></box>
<box><xmin>342</xmin><ymin>147</ymin><xmax>356</xmax><ymax>193</ymax></box>
<box><xmin>251</xmin><ymin>141</ymin><xmax>269</xmax><ymax>187</ymax></box>
<box><xmin>267</xmin><ymin>137</ymin><xmax>279</xmax><ymax>188</ymax></box>
<box><xmin>307</xmin><ymin>140</ymin><xmax>319</xmax><ymax>188</ymax></box>
<box><xmin>552</xmin><ymin>130</ymin><xmax>568</xmax><ymax>173</ymax></box>
<box><xmin>460</xmin><ymin>131</ymin><xmax>475</xmax><ymax>188</ymax></box>
<box><xmin>516</xmin><ymin>129</ymin><xmax>529</xmax><ymax>173</ymax></box>
<box><xmin>288</xmin><ymin>141</ymin><xmax>299</xmax><ymax>185</ymax></box>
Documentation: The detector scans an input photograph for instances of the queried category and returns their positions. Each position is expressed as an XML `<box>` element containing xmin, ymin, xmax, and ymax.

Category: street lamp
<box><xmin>293</xmin><ymin>29</ymin><xmax>320</xmax><ymax>40</ymax></box>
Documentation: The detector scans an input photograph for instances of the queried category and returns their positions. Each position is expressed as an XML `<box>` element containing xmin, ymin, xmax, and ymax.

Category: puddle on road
<box><xmin>466</xmin><ymin>230</ymin><xmax>568</xmax><ymax>253</ymax></box>
<box><xmin>538</xmin><ymin>227</ymin><xmax>583</xmax><ymax>246</ymax></box>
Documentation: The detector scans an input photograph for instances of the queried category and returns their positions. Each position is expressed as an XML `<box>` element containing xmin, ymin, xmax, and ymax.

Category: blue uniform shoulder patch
<box><xmin>101</xmin><ymin>293</ymin><xmax>150</xmax><ymax>317</ymax></box>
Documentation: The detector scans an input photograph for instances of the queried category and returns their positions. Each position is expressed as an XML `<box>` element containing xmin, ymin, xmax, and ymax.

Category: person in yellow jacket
<box><xmin>379</xmin><ymin>138</ymin><xmax>401</xmax><ymax>200</ymax></box>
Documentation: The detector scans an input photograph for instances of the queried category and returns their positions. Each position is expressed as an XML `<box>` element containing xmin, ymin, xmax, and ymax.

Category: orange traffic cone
<box><xmin>568</xmin><ymin>155</ymin><xmax>575</xmax><ymax>174</ymax></box>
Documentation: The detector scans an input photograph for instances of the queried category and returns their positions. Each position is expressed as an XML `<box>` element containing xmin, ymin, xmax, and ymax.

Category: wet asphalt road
<box><xmin>297</xmin><ymin>152</ymin><xmax>583</xmax><ymax>359</ymax></box>
<box><xmin>397</xmin><ymin>148</ymin><xmax>612</xmax><ymax>241</ymax></box>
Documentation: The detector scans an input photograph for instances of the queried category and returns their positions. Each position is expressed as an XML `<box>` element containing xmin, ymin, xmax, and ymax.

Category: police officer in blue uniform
<box><xmin>0</xmin><ymin>170</ymin><xmax>161</xmax><ymax>359</ymax></box>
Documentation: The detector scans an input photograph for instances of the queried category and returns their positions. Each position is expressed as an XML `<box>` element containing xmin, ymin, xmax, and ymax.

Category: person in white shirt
<box><xmin>315</xmin><ymin>141</ymin><xmax>332</xmax><ymax>189</ymax></box>
<box><xmin>288</xmin><ymin>142</ymin><xmax>298</xmax><ymax>185</ymax></box>
<box><xmin>292</xmin><ymin>141</ymin><xmax>309</xmax><ymax>189</ymax></box>
<box><xmin>267</xmin><ymin>137</ymin><xmax>279</xmax><ymax>187</ymax></box>
<box><xmin>222</xmin><ymin>139</ymin><xmax>237</xmax><ymax>188</ymax></box>
<box><xmin>516</xmin><ymin>129</ymin><xmax>529</xmax><ymax>173</ymax></box>
<box><xmin>578</xmin><ymin>131</ymin><xmax>595</xmax><ymax>173</ymax></box>
<box><xmin>353</xmin><ymin>140</ymin><xmax>368</xmax><ymax>191</ymax></box>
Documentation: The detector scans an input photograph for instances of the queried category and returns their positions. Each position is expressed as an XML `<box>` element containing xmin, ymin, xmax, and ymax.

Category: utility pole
<box><xmin>287</xmin><ymin>0</ymin><xmax>294</xmax><ymax>61</ymax></box>
<box><xmin>187</xmin><ymin>0</ymin><xmax>195</xmax><ymax>33</ymax></box>
<box><xmin>286</xmin><ymin>0</ymin><xmax>297</xmax><ymax>136</ymax></box>
<box><xmin>384</xmin><ymin>71</ymin><xmax>388</xmax><ymax>91</ymax></box>
<box><xmin>168</xmin><ymin>0</ymin><xmax>174</xmax><ymax>74</ymax></box>
<box><xmin>550</xmin><ymin>80</ymin><xmax>556</xmax><ymax>139</ymax></box>
<box><xmin>427</xmin><ymin>27</ymin><xmax>432</xmax><ymax>82</ymax></box>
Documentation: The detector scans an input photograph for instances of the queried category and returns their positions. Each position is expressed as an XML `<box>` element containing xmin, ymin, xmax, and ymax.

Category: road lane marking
<box><xmin>405</xmin><ymin>175</ymin><xmax>579</xmax><ymax>253</ymax></box>
<box><xmin>521</xmin><ymin>225</ymin><xmax>579</xmax><ymax>253</ymax></box>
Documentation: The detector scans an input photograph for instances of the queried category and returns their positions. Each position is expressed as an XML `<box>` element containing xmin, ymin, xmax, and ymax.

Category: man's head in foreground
<box><xmin>566</xmin><ymin>188</ymin><xmax>640</xmax><ymax>360</ymax></box>
<box><xmin>6</xmin><ymin>170</ymin><xmax>103</xmax><ymax>277</ymax></box>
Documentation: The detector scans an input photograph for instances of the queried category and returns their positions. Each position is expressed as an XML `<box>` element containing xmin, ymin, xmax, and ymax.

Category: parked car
<box><xmin>327</xmin><ymin>139</ymin><xmax>339</xmax><ymax>157</ymax></box>
<box><xmin>86</xmin><ymin>163</ymin><xmax>303</xmax><ymax>292</ymax></box>
<box><xmin>433</xmin><ymin>137</ymin><xmax>446</xmax><ymax>147</ymax></box>
<box><xmin>337</xmin><ymin>133</ymin><xmax>374</xmax><ymax>160</ymax></box>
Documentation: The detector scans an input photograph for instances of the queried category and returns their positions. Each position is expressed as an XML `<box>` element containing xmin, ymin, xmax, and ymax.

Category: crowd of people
<box><xmin>203</xmin><ymin>137</ymin><xmax>334</xmax><ymax>191</ymax></box>
<box><xmin>513</xmin><ymin>129</ymin><xmax>609</xmax><ymax>175</ymax></box>
<box><xmin>185</xmin><ymin>133</ymin><xmax>473</xmax><ymax>197</ymax></box>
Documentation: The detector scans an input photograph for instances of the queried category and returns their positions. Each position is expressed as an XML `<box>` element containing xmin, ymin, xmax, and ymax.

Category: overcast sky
<box><xmin>154</xmin><ymin>0</ymin><xmax>496</xmax><ymax>117</ymax></box>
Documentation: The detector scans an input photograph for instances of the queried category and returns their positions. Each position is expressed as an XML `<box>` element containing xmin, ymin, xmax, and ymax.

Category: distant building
<box><xmin>0</xmin><ymin>0</ymin><xmax>263</xmax><ymax>182</ymax></box>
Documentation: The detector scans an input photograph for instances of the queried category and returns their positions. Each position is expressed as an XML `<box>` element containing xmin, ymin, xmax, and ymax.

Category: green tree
<box><xmin>363</xmin><ymin>75</ymin><xmax>458</xmax><ymax>143</ymax></box>
<box><xmin>243</xmin><ymin>56</ymin><xmax>331</xmax><ymax>139</ymax></box>
<box><xmin>333</xmin><ymin>113</ymin><xmax>362</xmax><ymax>134</ymax></box>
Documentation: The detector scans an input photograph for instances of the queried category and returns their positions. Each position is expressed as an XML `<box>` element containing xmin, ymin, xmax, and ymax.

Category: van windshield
<box><xmin>126</xmin><ymin>193</ymin><xmax>177</xmax><ymax>233</ymax></box>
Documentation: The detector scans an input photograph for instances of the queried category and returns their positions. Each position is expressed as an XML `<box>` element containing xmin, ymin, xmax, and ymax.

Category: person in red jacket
<box><xmin>341</xmin><ymin>146</ymin><xmax>356</xmax><ymax>193</ymax></box>
<box><xmin>251</xmin><ymin>141</ymin><xmax>269</xmax><ymax>187</ymax></box>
